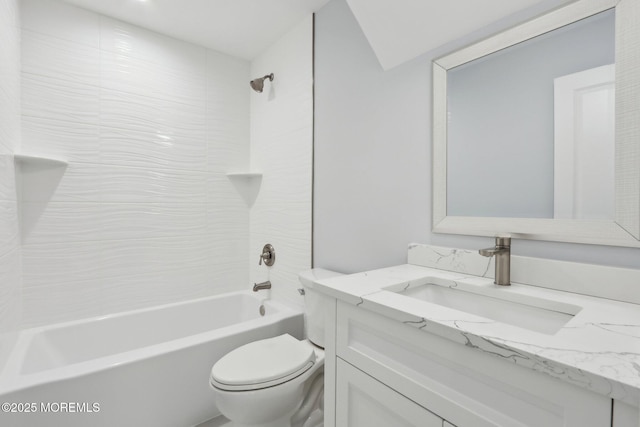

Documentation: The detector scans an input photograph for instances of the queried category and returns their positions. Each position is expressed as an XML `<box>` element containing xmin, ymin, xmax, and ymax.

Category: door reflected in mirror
<box><xmin>553</xmin><ymin>64</ymin><xmax>615</xmax><ymax>220</ymax></box>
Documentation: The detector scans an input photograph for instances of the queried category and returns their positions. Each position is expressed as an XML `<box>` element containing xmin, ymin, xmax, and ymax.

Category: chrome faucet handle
<box><xmin>479</xmin><ymin>237</ymin><xmax>511</xmax><ymax>255</ymax></box>
<box><xmin>494</xmin><ymin>236</ymin><xmax>511</xmax><ymax>248</ymax></box>
<box><xmin>258</xmin><ymin>244</ymin><xmax>275</xmax><ymax>266</ymax></box>
<box><xmin>478</xmin><ymin>237</ymin><xmax>511</xmax><ymax>286</ymax></box>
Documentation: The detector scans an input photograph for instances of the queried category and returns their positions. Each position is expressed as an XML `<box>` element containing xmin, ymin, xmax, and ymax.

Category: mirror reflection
<box><xmin>446</xmin><ymin>9</ymin><xmax>615</xmax><ymax>219</ymax></box>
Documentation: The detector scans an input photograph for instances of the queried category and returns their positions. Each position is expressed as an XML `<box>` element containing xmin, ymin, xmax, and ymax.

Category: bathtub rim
<box><xmin>0</xmin><ymin>291</ymin><xmax>302</xmax><ymax>396</ymax></box>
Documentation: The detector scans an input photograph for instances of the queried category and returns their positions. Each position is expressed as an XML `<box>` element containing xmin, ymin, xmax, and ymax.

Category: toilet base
<box><xmin>231</xmin><ymin>416</ymin><xmax>293</xmax><ymax>427</ymax></box>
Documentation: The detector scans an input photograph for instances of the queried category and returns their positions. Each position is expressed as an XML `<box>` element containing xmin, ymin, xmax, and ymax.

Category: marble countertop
<box><xmin>314</xmin><ymin>263</ymin><xmax>640</xmax><ymax>406</ymax></box>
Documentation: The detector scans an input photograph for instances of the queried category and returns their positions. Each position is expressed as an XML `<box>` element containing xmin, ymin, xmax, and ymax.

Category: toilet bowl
<box><xmin>209</xmin><ymin>268</ymin><xmax>342</xmax><ymax>427</ymax></box>
<box><xmin>210</xmin><ymin>335</ymin><xmax>324</xmax><ymax>427</ymax></box>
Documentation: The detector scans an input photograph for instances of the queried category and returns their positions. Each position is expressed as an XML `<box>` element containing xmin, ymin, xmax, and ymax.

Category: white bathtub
<box><xmin>0</xmin><ymin>291</ymin><xmax>303</xmax><ymax>427</ymax></box>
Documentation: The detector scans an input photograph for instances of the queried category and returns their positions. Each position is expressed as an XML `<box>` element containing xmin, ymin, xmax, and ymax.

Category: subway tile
<box><xmin>207</xmin><ymin>117</ymin><xmax>249</xmax><ymax>173</ymax></box>
<box><xmin>250</xmin><ymin>91</ymin><xmax>312</xmax><ymax>141</ymax></box>
<box><xmin>206</xmin><ymin>50</ymin><xmax>250</xmax><ymax>112</ymax></box>
<box><xmin>143</xmin><ymin>266</ymin><xmax>212</xmax><ymax>307</ymax></box>
<box><xmin>0</xmin><ymin>141</ymin><xmax>10</xmax><ymax>156</ymax></box>
<box><xmin>101</xmin><ymin>236</ymin><xmax>209</xmax><ymax>279</ymax></box>
<box><xmin>20</xmin><ymin>162</ymin><xmax>101</xmax><ymax>203</ymax></box>
<box><xmin>22</xmin><ymin>116</ymin><xmax>100</xmax><ymax>163</ymax></box>
<box><xmin>0</xmin><ymin>0</ymin><xmax>19</xmax><ymax>27</ymax></box>
<box><xmin>0</xmin><ymin>249</ymin><xmax>21</xmax><ymax>336</ymax></box>
<box><xmin>100</xmin><ymin>127</ymin><xmax>207</xmax><ymax>172</ymax></box>
<box><xmin>100</xmin><ymin>271</ymin><xmax>164</xmax><ymax>315</ymax></box>
<box><xmin>100</xmin><ymin>89</ymin><xmax>206</xmax><ymax>139</ymax></box>
<box><xmin>100</xmin><ymin>164</ymin><xmax>207</xmax><ymax>203</ymax></box>
<box><xmin>250</xmin><ymin>204</ymin><xmax>311</xmax><ymax>243</ymax></box>
<box><xmin>21</xmin><ymin>279</ymin><xmax>103</xmax><ymax>328</ymax></box>
<box><xmin>21</xmin><ymin>201</ymin><xmax>208</xmax><ymax>246</ymax></box>
<box><xmin>0</xmin><ymin>21</ymin><xmax>20</xmax><ymax>83</ymax></box>
<box><xmin>22</xmin><ymin>241</ymin><xmax>105</xmax><ymax>287</ymax></box>
<box><xmin>100</xmin><ymin>49</ymin><xmax>206</xmax><ymax>108</ymax></box>
<box><xmin>21</xmin><ymin>202</ymin><xmax>103</xmax><ymax>245</ymax></box>
<box><xmin>22</xmin><ymin>30</ymin><xmax>100</xmax><ymax>86</ymax></box>
<box><xmin>20</xmin><ymin>0</ymin><xmax>100</xmax><ymax>47</ymax></box>
<box><xmin>0</xmin><ymin>246</ymin><xmax>20</xmax><ymax>293</ymax></box>
<box><xmin>207</xmin><ymin>175</ymin><xmax>249</xmax><ymax>211</ymax></box>
<box><xmin>101</xmin><ymin>203</ymin><xmax>207</xmax><ymax>240</ymax></box>
<box><xmin>0</xmin><ymin>154</ymin><xmax>17</xmax><ymax>201</ymax></box>
<box><xmin>209</xmin><ymin>243</ymin><xmax>248</xmax><ymax>280</ymax></box>
<box><xmin>100</xmin><ymin>16</ymin><xmax>207</xmax><ymax>70</ymax></box>
<box><xmin>22</xmin><ymin>75</ymin><xmax>100</xmax><ymax>126</ymax></box>
<box><xmin>100</xmin><ymin>90</ymin><xmax>207</xmax><ymax>170</ymax></box>
<box><xmin>101</xmin><ymin>264</ymin><xmax>215</xmax><ymax>314</ymax></box>
<box><xmin>208</xmin><ymin>234</ymin><xmax>249</xmax><ymax>274</ymax></box>
<box><xmin>0</xmin><ymin>200</ymin><xmax>19</xmax><ymax>257</ymax></box>
<box><xmin>0</xmin><ymin>86</ymin><xmax>20</xmax><ymax>153</ymax></box>
<box><xmin>206</xmin><ymin>260</ymin><xmax>248</xmax><ymax>294</ymax></box>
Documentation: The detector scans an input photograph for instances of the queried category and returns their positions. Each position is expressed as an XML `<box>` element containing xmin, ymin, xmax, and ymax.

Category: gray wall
<box><xmin>314</xmin><ymin>0</ymin><xmax>640</xmax><ymax>274</ymax></box>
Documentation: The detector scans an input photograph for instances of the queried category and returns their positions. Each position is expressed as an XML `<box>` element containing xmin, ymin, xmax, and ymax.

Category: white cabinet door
<box><xmin>613</xmin><ymin>400</ymin><xmax>639</xmax><ymax>427</ymax></box>
<box><xmin>443</xmin><ymin>422</ymin><xmax>456</xmax><ymax>427</ymax></box>
<box><xmin>336</xmin><ymin>358</ymin><xmax>442</xmax><ymax>427</ymax></box>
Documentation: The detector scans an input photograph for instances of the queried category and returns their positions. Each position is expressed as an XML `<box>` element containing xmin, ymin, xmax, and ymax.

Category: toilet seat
<box><xmin>210</xmin><ymin>334</ymin><xmax>316</xmax><ymax>391</ymax></box>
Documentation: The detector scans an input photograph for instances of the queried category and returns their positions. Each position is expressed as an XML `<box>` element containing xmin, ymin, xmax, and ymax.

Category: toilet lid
<box><xmin>210</xmin><ymin>334</ymin><xmax>316</xmax><ymax>391</ymax></box>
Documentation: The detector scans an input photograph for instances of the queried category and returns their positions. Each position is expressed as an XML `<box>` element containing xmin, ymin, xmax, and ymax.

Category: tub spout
<box><xmin>253</xmin><ymin>281</ymin><xmax>272</xmax><ymax>292</ymax></box>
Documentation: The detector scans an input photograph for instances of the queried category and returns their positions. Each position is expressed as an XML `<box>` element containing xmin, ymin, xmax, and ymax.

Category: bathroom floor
<box><xmin>196</xmin><ymin>409</ymin><xmax>323</xmax><ymax>427</ymax></box>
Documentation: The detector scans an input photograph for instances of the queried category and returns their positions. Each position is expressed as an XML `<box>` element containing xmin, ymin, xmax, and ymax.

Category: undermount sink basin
<box><xmin>387</xmin><ymin>279</ymin><xmax>582</xmax><ymax>335</ymax></box>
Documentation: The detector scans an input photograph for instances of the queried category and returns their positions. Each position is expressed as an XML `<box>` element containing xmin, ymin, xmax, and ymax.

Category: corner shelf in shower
<box><xmin>14</xmin><ymin>154</ymin><xmax>68</xmax><ymax>167</ymax></box>
<box><xmin>225</xmin><ymin>172</ymin><xmax>263</xmax><ymax>179</ymax></box>
<box><xmin>226</xmin><ymin>172</ymin><xmax>262</xmax><ymax>207</ymax></box>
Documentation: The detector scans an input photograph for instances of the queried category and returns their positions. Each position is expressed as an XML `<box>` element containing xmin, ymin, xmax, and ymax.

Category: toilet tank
<box><xmin>298</xmin><ymin>269</ymin><xmax>343</xmax><ymax>348</ymax></box>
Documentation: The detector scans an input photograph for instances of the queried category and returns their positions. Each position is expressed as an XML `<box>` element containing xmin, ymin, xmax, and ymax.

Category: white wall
<box><xmin>314</xmin><ymin>0</ymin><xmax>640</xmax><ymax>275</ymax></box>
<box><xmin>19</xmin><ymin>0</ymin><xmax>250</xmax><ymax>327</ymax></box>
<box><xmin>0</xmin><ymin>0</ymin><xmax>22</xmax><ymax>370</ymax></box>
<box><xmin>249</xmin><ymin>16</ymin><xmax>313</xmax><ymax>310</ymax></box>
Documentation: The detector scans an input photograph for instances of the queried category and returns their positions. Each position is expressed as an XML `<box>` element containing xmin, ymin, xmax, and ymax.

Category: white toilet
<box><xmin>209</xmin><ymin>268</ymin><xmax>341</xmax><ymax>427</ymax></box>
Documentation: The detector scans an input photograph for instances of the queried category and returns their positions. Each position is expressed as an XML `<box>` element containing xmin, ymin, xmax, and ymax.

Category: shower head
<box><xmin>250</xmin><ymin>73</ymin><xmax>274</xmax><ymax>93</ymax></box>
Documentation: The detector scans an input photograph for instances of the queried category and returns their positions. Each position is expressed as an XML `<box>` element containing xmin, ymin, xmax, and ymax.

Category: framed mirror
<box><xmin>432</xmin><ymin>0</ymin><xmax>640</xmax><ymax>247</ymax></box>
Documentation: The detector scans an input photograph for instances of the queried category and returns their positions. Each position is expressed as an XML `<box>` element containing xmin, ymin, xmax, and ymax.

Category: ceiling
<box><xmin>61</xmin><ymin>0</ymin><xmax>572</xmax><ymax>68</ymax></box>
<box><xmin>61</xmin><ymin>0</ymin><xmax>330</xmax><ymax>60</ymax></box>
<box><xmin>345</xmin><ymin>0</ymin><xmax>574</xmax><ymax>70</ymax></box>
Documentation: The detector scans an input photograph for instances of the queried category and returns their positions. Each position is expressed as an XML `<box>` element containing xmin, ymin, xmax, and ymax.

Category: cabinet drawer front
<box><xmin>336</xmin><ymin>358</ymin><xmax>443</xmax><ymax>427</ymax></box>
<box><xmin>337</xmin><ymin>301</ymin><xmax>611</xmax><ymax>427</ymax></box>
<box><xmin>613</xmin><ymin>400</ymin><xmax>639</xmax><ymax>427</ymax></box>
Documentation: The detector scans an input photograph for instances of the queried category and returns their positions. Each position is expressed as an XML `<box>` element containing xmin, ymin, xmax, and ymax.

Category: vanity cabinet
<box><xmin>613</xmin><ymin>400</ymin><xmax>639</xmax><ymax>427</ymax></box>
<box><xmin>329</xmin><ymin>300</ymin><xmax>612</xmax><ymax>427</ymax></box>
<box><xmin>336</xmin><ymin>359</ymin><xmax>443</xmax><ymax>426</ymax></box>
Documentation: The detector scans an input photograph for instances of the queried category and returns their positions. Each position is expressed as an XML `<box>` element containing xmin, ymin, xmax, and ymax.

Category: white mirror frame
<box><xmin>433</xmin><ymin>0</ymin><xmax>640</xmax><ymax>247</ymax></box>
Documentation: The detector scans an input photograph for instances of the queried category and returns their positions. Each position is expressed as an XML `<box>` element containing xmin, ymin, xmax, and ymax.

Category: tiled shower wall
<box><xmin>19</xmin><ymin>0</ymin><xmax>251</xmax><ymax>327</ymax></box>
<box><xmin>0</xmin><ymin>0</ymin><xmax>22</xmax><ymax>369</ymax></box>
<box><xmin>249</xmin><ymin>16</ymin><xmax>313</xmax><ymax>310</ymax></box>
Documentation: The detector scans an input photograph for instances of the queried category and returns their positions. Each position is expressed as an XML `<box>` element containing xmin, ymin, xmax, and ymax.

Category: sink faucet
<box><xmin>478</xmin><ymin>237</ymin><xmax>511</xmax><ymax>286</ymax></box>
<box><xmin>253</xmin><ymin>280</ymin><xmax>272</xmax><ymax>292</ymax></box>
